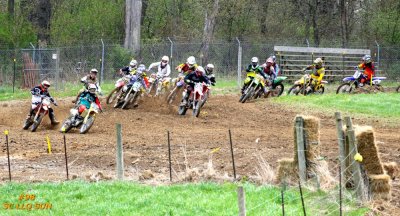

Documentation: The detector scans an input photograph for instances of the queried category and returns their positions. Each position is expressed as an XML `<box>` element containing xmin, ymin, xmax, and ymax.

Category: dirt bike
<box><xmin>147</xmin><ymin>73</ymin><xmax>171</xmax><ymax>96</ymax></box>
<box><xmin>287</xmin><ymin>74</ymin><xmax>327</xmax><ymax>96</ymax></box>
<box><xmin>178</xmin><ymin>82</ymin><xmax>210</xmax><ymax>118</ymax></box>
<box><xmin>60</xmin><ymin>102</ymin><xmax>100</xmax><ymax>134</ymax></box>
<box><xmin>239</xmin><ymin>74</ymin><xmax>265</xmax><ymax>103</ymax></box>
<box><xmin>256</xmin><ymin>76</ymin><xmax>287</xmax><ymax>98</ymax></box>
<box><xmin>23</xmin><ymin>96</ymin><xmax>56</xmax><ymax>132</ymax></box>
<box><xmin>106</xmin><ymin>75</ymin><xmax>130</xmax><ymax>104</ymax></box>
<box><xmin>166</xmin><ymin>75</ymin><xmax>186</xmax><ymax>104</ymax></box>
<box><xmin>114</xmin><ymin>76</ymin><xmax>145</xmax><ymax>109</ymax></box>
<box><xmin>336</xmin><ymin>69</ymin><xmax>386</xmax><ymax>94</ymax></box>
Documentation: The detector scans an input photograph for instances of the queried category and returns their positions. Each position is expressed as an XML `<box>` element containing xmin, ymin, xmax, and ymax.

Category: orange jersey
<box><xmin>358</xmin><ymin>63</ymin><xmax>375</xmax><ymax>78</ymax></box>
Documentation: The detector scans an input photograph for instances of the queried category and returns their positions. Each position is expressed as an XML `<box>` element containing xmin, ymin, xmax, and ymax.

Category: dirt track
<box><xmin>0</xmin><ymin>94</ymin><xmax>399</xmax><ymax>212</ymax></box>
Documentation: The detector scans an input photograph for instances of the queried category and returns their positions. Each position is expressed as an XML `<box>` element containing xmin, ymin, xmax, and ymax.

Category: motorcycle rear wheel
<box><xmin>266</xmin><ymin>84</ymin><xmax>284</xmax><ymax>98</ymax></box>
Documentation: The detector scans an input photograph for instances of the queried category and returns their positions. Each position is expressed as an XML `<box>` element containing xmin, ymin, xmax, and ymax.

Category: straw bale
<box><xmin>275</xmin><ymin>158</ymin><xmax>298</xmax><ymax>184</ymax></box>
<box><xmin>383</xmin><ymin>162</ymin><xmax>399</xmax><ymax>180</ymax></box>
<box><xmin>369</xmin><ymin>174</ymin><xmax>391</xmax><ymax>201</ymax></box>
<box><xmin>354</xmin><ymin>126</ymin><xmax>384</xmax><ymax>175</ymax></box>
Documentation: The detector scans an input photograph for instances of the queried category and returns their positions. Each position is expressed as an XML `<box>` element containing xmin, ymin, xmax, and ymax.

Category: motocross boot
<box><xmin>49</xmin><ymin>109</ymin><xmax>60</xmax><ymax>125</ymax></box>
<box><xmin>180</xmin><ymin>92</ymin><xmax>190</xmax><ymax>106</ymax></box>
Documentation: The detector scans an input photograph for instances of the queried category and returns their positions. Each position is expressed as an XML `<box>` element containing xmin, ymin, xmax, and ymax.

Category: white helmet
<box><xmin>314</xmin><ymin>57</ymin><xmax>323</xmax><ymax>66</ymax></box>
<box><xmin>90</xmin><ymin>68</ymin><xmax>98</xmax><ymax>73</ymax></box>
<box><xmin>187</xmin><ymin>56</ymin><xmax>196</xmax><ymax>66</ymax></box>
<box><xmin>196</xmin><ymin>66</ymin><xmax>205</xmax><ymax>75</ymax></box>
<box><xmin>206</xmin><ymin>63</ymin><xmax>214</xmax><ymax>74</ymax></box>
<box><xmin>251</xmin><ymin>57</ymin><xmax>259</xmax><ymax>63</ymax></box>
<box><xmin>137</xmin><ymin>64</ymin><xmax>146</xmax><ymax>75</ymax></box>
<box><xmin>88</xmin><ymin>83</ymin><xmax>97</xmax><ymax>93</ymax></box>
<box><xmin>161</xmin><ymin>56</ymin><xmax>169</xmax><ymax>63</ymax></box>
<box><xmin>130</xmin><ymin>59</ymin><xmax>137</xmax><ymax>68</ymax></box>
<box><xmin>41</xmin><ymin>80</ymin><xmax>50</xmax><ymax>89</ymax></box>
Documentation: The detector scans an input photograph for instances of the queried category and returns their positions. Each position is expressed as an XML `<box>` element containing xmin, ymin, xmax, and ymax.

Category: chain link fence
<box><xmin>1</xmin><ymin>40</ymin><xmax>399</xmax><ymax>92</ymax></box>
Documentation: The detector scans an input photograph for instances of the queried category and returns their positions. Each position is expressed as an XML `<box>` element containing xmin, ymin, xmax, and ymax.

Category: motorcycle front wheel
<box><xmin>60</xmin><ymin>118</ymin><xmax>73</xmax><ymax>133</ymax></box>
<box><xmin>193</xmin><ymin>100</ymin><xmax>201</xmax><ymax>118</ymax></box>
<box><xmin>23</xmin><ymin>118</ymin><xmax>33</xmax><ymax>130</ymax></box>
<box><xmin>287</xmin><ymin>84</ymin><xmax>301</xmax><ymax>95</ymax></box>
<box><xmin>336</xmin><ymin>83</ymin><xmax>353</xmax><ymax>94</ymax></box>
<box><xmin>241</xmin><ymin>86</ymin><xmax>255</xmax><ymax>103</ymax></box>
<box><xmin>80</xmin><ymin>116</ymin><xmax>95</xmax><ymax>134</ymax></box>
<box><xmin>31</xmin><ymin>114</ymin><xmax>44</xmax><ymax>132</ymax></box>
<box><xmin>106</xmin><ymin>87</ymin><xmax>120</xmax><ymax>104</ymax></box>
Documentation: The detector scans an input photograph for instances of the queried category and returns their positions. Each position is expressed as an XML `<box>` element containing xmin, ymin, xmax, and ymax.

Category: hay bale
<box><xmin>369</xmin><ymin>174</ymin><xmax>391</xmax><ymax>200</ymax></box>
<box><xmin>354</xmin><ymin>126</ymin><xmax>384</xmax><ymax>175</ymax></box>
<box><xmin>275</xmin><ymin>158</ymin><xmax>298</xmax><ymax>184</ymax></box>
<box><xmin>293</xmin><ymin>115</ymin><xmax>321</xmax><ymax>163</ymax></box>
<box><xmin>383</xmin><ymin>162</ymin><xmax>399</xmax><ymax>180</ymax></box>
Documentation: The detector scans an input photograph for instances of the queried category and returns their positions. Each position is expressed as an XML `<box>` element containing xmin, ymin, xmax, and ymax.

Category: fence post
<box><xmin>374</xmin><ymin>40</ymin><xmax>380</xmax><ymax>70</ymax></box>
<box><xmin>335</xmin><ymin>112</ymin><xmax>346</xmax><ymax>189</ymax></box>
<box><xmin>295</xmin><ymin>116</ymin><xmax>307</xmax><ymax>183</ymax></box>
<box><xmin>116</xmin><ymin>123</ymin><xmax>124</xmax><ymax>180</ymax></box>
<box><xmin>168</xmin><ymin>37</ymin><xmax>173</xmax><ymax>68</ymax></box>
<box><xmin>228</xmin><ymin>129</ymin><xmax>237</xmax><ymax>180</ymax></box>
<box><xmin>13</xmin><ymin>57</ymin><xmax>16</xmax><ymax>93</ymax></box>
<box><xmin>237</xmin><ymin>186</ymin><xmax>246</xmax><ymax>216</ymax></box>
<box><xmin>236</xmin><ymin>37</ymin><xmax>242</xmax><ymax>88</ymax></box>
<box><xmin>5</xmin><ymin>130</ymin><xmax>11</xmax><ymax>181</ymax></box>
<box><xmin>100</xmin><ymin>39</ymin><xmax>105</xmax><ymax>85</ymax></box>
<box><xmin>344</xmin><ymin>117</ymin><xmax>366</xmax><ymax>202</ymax></box>
<box><xmin>63</xmin><ymin>134</ymin><xmax>69</xmax><ymax>180</ymax></box>
<box><xmin>167</xmin><ymin>130</ymin><xmax>172</xmax><ymax>182</ymax></box>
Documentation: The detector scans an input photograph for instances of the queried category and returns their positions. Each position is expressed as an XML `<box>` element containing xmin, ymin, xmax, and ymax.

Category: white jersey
<box><xmin>148</xmin><ymin>62</ymin><xmax>171</xmax><ymax>78</ymax></box>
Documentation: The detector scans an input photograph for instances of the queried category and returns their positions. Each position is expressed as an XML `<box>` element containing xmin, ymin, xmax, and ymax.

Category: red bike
<box><xmin>23</xmin><ymin>96</ymin><xmax>54</xmax><ymax>132</ymax></box>
<box><xmin>178</xmin><ymin>82</ymin><xmax>210</xmax><ymax>118</ymax></box>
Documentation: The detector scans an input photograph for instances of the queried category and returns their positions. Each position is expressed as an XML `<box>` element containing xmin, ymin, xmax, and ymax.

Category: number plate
<box><xmin>132</xmin><ymin>81</ymin><xmax>142</xmax><ymax>91</ymax></box>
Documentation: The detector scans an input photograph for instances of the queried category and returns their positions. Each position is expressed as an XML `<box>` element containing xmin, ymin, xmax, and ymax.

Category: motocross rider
<box><xmin>204</xmin><ymin>63</ymin><xmax>216</xmax><ymax>86</ymax></box>
<box><xmin>24</xmin><ymin>80</ymin><xmax>59</xmax><ymax>126</ymax></box>
<box><xmin>358</xmin><ymin>55</ymin><xmax>375</xmax><ymax>86</ymax></box>
<box><xmin>120</xmin><ymin>59</ymin><xmax>138</xmax><ymax>75</ymax></box>
<box><xmin>125</xmin><ymin>64</ymin><xmax>149</xmax><ymax>92</ymax></box>
<box><xmin>180</xmin><ymin>66</ymin><xmax>211</xmax><ymax>106</ymax></box>
<box><xmin>241</xmin><ymin>57</ymin><xmax>267</xmax><ymax>94</ymax></box>
<box><xmin>73</xmin><ymin>68</ymin><xmax>102</xmax><ymax>103</ymax></box>
<box><xmin>173</xmin><ymin>56</ymin><xmax>198</xmax><ymax>86</ymax></box>
<box><xmin>262</xmin><ymin>57</ymin><xmax>277</xmax><ymax>86</ymax></box>
<box><xmin>75</xmin><ymin>83</ymin><xmax>102</xmax><ymax>121</ymax></box>
<box><xmin>147</xmin><ymin>55</ymin><xmax>171</xmax><ymax>86</ymax></box>
<box><xmin>270</xmin><ymin>55</ymin><xmax>280</xmax><ymax>76</ymax></box>
<box><xmin>302</xmin><ymin>57</ymin><xmax>325</xmax><ymax>89</ymax></box>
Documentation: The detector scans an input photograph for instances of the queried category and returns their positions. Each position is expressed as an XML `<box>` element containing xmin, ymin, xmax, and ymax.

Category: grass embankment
<box><xmin>0</xmin><ymin>181</ymin><xmax>368</xmax><ymax>216</ymax></box>
<box><xmin>273</xmin><ymin>92</ymin><xmax>400</xmax><ymax>119</ymax></box>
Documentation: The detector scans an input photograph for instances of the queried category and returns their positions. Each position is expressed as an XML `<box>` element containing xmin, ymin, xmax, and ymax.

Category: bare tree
<box><xmin>124</xmin><ymin>0</ymin><xmax>142</xmax><ymax>54</ymax></box>
<box><xmin>200</xmin><ymin>0</ymin><xmax>219</xmax><ymax>65</ymax></box>
<box><xmin>8</xmin><ymin>0</ymin><xmax>14</xmax><ymax>17</ymax></box>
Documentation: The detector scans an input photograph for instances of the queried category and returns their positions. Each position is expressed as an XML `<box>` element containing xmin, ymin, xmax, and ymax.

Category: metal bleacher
<box><xmin>274</xmin><ymin>46</ymin><xmax>371</xmax><ymax>82</ymax></box>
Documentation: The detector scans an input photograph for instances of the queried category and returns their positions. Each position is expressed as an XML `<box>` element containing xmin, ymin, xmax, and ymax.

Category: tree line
<box><xmin>1</xmin><ymin>0</ymin><xmax>400</xmax><ymax>50</ymax></box>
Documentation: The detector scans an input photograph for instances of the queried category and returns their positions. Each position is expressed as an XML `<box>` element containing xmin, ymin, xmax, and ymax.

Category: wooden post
<box><xmin>295</xmin><ymin>116</ymin><xmax>307</xmax><ymax>183</ymax></box>
<box><xmin>116</xmin><ymin>123</ymin><xmax>124</xmax><ymax>180</ymax></box>
<box><xmin>344</xmin><ymin>117</ymin><xmax>366</xmax><ymax>201</ymax></box>
<box><xmin>237</xmin><ymin>186</ymin><xmax>246</xmax><ymax>216</ymax></box>
<box><xmin>167</xmin><ymin>131</ymin><xmax>172</xmax><ymax>182</ymax></box>
<box><xmin>335</xmin><ymin>112</ymin><xmax>346</xmax><ymax>188</ymax></box>
<box><xmin>229</xmin><ymin>129</ymin><xmax>237</xmax><ymax>180</ymax></box>
<box><xmin>63</xmin><ymin>134</ymin><xmax>69</xmax><ymax>180</ymax></box>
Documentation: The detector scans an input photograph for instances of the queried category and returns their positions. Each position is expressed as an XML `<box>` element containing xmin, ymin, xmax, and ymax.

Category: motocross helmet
<box><xmin>363</xmin><ymin>55</ymin><xmax>372</xmax><ymax>64</ymax></box>
<box><xmin>90</xmin><ymin>68</ymin><xmax>98</xmax><ymax>74</ymax></box>
<box><xmin>187</xmin><ymin>56</ymin><xmax>196</xmax><ymax>68</ymax></box>
<box><xmin>161</xmin><ymin>56</ymin><xmax>169</xmax><ymax>66</ymax></box>
<box><xmin>41</xmin><ymin>80</ymin><xmax>50</xmax><ymax>89</ymax></box>
<box><xmin>136</xmin><ymin>64</ymin><xmax>146</xmax><ymax>76</ymax></box>
<box><xmin>314</xmin><ymin>58</ymin><xmax>323</xmax><ymax>67</ymax></box>
<box><xmin>195</xmin><ymin>66</ymin><xmax>205</xmax><ymax>77</ymax></box>
<box><xmin>88</xmin><ymin>83</ymin><xmax>97</xmax><ymax>93</ymax></box>
<box><xmin>130</xmin><ymin>59</ymin><xmax>138</xmax><ymax>68</ymax></box>
<box><xmin>251</xmin><ymin>57</ymin><xmax>259</xmax><ymax>68</ymax></box>
<box><xmin>205</xmin><ymin>63</ymin><xmax>214</xmax><ymax>75</ymax></box>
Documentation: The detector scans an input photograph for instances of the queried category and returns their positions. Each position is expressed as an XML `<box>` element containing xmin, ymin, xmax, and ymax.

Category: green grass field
<box><xmin>0</xmin><ymin>181</ymin><xmax>368</xmax><ymax>216</ymax></box>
